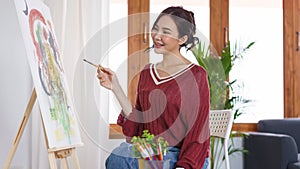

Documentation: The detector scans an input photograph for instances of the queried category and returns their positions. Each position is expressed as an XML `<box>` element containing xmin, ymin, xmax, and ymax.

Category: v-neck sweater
<box><xmin>117</xmin><ymin>63</ymin><xmax>210</xmax><ymax>169</ymax></box>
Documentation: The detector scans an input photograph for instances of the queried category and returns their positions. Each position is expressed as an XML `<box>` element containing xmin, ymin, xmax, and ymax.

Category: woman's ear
<box><xmin>178</xmin><ymin>35</ymin><xmax>188</xmax><ymax>45</ymax></box>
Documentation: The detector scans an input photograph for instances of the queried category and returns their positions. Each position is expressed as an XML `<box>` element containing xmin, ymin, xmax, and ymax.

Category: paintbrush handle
<box><xmin>83</xmin><ymin>59</ymin><xmax>99</xmax><ymax>68</ymax></box>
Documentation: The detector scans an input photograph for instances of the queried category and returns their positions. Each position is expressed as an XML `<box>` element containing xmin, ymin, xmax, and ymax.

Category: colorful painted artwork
<box><xmin>14</xmin><ymin>0</ymin><xmax>82</xmax><ymax>149</ymax></box>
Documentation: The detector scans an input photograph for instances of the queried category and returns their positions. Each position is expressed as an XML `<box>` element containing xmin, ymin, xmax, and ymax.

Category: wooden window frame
<box><xmin>210</xmin><ymin>0</ymin><xmax>258</xmax><ymax>132</ymax></box>
<box><xmin>283</xmin><ymin>0</ymin><xmax>300</xmax><ymax>118</ymax></box>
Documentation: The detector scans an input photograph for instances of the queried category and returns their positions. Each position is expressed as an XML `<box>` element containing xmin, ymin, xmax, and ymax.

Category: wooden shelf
<box><xmin>109</xmin><ymin>124</ymin><xmax>125</xmax><ymax>139</ymax></box>
<box><xmin>109</xmin><ymin>123</ymin><xmax>258</xmax><ymax>139</ymax></box>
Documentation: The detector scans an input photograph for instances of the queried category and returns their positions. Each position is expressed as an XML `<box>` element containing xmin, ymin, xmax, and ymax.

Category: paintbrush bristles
<box><xmin>83</xmin><ymin>59</ymin><xmax>98</xmax><ymax>68</ymax></box>
<box><xmin>83</xmin><ymin>59</ymin><xmax>106</xmax><ymax>72</ymax></box>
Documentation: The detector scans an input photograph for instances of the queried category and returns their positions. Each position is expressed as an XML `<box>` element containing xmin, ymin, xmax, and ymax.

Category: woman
<box><xmin>97</xmin><ymin>6</ymin><xmax>210</xmax><ymax>169</ymax></box>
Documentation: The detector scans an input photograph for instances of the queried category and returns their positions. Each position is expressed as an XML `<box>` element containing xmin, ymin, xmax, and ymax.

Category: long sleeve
<box><xmin>117</xmin><ymin>109</ymin><xmax>143</xmax><ymax>142</ymax></box>
<box><xmin>117</xmin><ymin>68</ymin><xmax>146</xmax><ymax>142</ymax></box>
<box><xmin>117</xmin><ymin>98</ymin><xmax>144</xmax><ymax>142</ymax></box>
<box><xmin>175</xmin><ymin>68</ymin><xmax>210</xmax><ymax>169</ymax></box>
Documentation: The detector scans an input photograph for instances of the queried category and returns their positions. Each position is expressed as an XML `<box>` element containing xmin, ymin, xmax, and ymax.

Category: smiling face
<box><xmin>151</xmin><ymin>15</ymin><xmax>186</xmax><ymax>55</ymax></box>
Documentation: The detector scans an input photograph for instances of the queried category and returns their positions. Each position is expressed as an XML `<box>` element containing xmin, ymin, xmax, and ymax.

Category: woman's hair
<box><xmin>152</xmin><ymin>6</ymin><xmax>199</xmax><ymax>51</ymax></box>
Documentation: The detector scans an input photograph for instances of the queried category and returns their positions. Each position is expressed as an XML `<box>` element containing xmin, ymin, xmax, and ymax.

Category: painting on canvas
<box><xmin>14</xmin><ymin>0</ymin><xmax>82</xmax><ymax>149</ymax></box>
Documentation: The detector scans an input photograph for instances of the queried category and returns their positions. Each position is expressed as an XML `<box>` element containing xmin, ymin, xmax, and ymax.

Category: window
<box><xmin>108</xmin><ymin>0</ymin><xmax>288</xmax><ymax>137</ymax></box>
<box><xmin>229</xmin><ymin>0</ymin><xmax>283</xmax><ymax>123</ymax></box>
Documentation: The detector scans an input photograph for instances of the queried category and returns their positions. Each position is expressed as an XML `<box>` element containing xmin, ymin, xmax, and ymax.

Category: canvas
<box><xmin>14</xmin><ymin>0</ymin><xmax>82</xmax><ymax>149</ymax></box>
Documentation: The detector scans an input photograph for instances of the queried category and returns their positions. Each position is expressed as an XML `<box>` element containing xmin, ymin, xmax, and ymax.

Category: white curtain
<box><xmin>30</xmin><ymin>0</ymin><xmax>123</xmax><ymax>168</ymax></box>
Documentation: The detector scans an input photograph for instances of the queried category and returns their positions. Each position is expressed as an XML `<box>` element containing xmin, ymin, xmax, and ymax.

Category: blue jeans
<box><xmin>105</xmin><ymin>142</ymin><xmax>209</xmax><ymax>169</ymax></box>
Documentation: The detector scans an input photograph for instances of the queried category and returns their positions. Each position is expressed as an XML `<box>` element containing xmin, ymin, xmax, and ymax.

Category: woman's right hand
<box><xmin>97</xmin><ymin>66</ymin><xmax>119</xmax><ymax>91</ymax></box>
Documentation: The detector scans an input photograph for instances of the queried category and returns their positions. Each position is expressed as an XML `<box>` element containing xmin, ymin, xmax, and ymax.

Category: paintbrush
<box><xmin>83</xmin><ymin>59</ymin><xmax>98</xmax><ymax>68</ymax></box>
<box><xmin>144</xmin><ymin>45</ymin><xmax>154</xmax><ymax>53</ymax></box>
<box><xmin>83</xmin><ymin>59</ymin><xmax>104</xmax><ymax>71</ymax></box>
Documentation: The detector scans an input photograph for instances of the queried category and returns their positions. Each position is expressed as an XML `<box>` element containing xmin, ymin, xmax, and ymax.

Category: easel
<box><xmin>4</xmin><ymin>89</ymin><xmax>81</xmax><ymax>169</ymax></box>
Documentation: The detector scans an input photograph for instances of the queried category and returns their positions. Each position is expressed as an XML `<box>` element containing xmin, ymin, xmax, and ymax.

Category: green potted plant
<box><xmin>192</xmin><ymin>40</ymin><xmax>255</xmax><ymax>169</ymax></box>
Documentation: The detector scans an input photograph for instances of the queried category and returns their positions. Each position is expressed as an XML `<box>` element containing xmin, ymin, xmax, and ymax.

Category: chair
<box><xmin>243</xmin><ymin>118</ymin><xmax>300</xmax><ymax>169</ymax></box>
<box><xmin>209</xmin><ymin>110</ymin><xmax>234</xmax><ymax>169</ymax></box>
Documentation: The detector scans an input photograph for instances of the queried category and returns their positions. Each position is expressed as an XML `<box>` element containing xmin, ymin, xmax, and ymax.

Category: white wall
<box><xmin>229</xmin><ymin>137</ymin><xmax>244</xmax><ymax>169</ymax></box>
<box><xmin>0</xmin><ymin>0</ymin><xmax>33</xmax><ymax>169</ymax></box>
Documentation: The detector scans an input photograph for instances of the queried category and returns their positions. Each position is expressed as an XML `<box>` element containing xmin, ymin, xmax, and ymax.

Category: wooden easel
<box><xmin>4</xmin><ymin>89</ymin><xmax>81</xmax><ymax>169</ymax></box>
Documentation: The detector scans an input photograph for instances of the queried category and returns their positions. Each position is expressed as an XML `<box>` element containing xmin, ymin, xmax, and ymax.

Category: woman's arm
<box><xmin>97</xmin><ymin>66</ymin><xmax>132</xmax><ymax>117</ymax></box>
<box><xmin>97</xmin><ymin>66</ymin><xmax>144</xmax><ymax>140</ymax></box>
<box><xmin>176</xmin><ymin>68</ymin><xmax>210</xmax><ymax>169</ymax></box>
